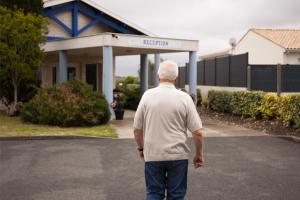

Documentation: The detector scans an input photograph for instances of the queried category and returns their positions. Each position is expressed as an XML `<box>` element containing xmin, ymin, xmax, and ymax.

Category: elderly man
<box><xmin>133</xmin><ymin>60</ymin><xmax>204</xmax><ymax>200</ymax></box>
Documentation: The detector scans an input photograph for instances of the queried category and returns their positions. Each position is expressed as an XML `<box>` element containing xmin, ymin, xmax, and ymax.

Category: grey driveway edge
<box><xmin>275</xmin><ymin>135</ymin><xmax>300</xmax><ymax>143</ymax></box>
<box><xmin>0</xmin><ymin>135</ymin><xmax>116</xmax><ymax>141</ymax></box>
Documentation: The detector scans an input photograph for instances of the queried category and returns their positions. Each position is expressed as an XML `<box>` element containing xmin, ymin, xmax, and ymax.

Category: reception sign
<box><xmin>128</xmin><ymin>38</ymin><xmax>183</xmax><ymax>49</ymax></box>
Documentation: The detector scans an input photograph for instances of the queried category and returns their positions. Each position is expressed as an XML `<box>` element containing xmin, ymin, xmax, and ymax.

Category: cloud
<box><xmin>94</xmin><ymin>0</ymin><xmax>300</xmax><ymax>76</ymax></box>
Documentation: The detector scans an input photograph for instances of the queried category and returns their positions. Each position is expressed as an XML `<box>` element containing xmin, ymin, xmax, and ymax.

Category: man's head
<box><xmin>157</xmin><ymin>60</ymin><xmax>178</xmax><ymax>83</ymax></box>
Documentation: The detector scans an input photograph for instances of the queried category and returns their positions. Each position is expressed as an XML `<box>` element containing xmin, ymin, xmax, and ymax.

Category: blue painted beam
<box><xmin>72</xmin><ymin>1</ymin><xmax>78</xmax><ymax>37</ymax></box>
<box><xmin>48</xmin><ymin>15</ymin><xmax>72</xmax><ymax>35</ymax></box>
<box><xmin>43</xmin><ymin>0</ymin><xmax>141</xmax><ymax>38</ymax></box>
<box><xmin>43</xmin><ymin>3</ymin><xmax>73</xmax><ymax>16</ymax></box>
<box><xmin>46</xmin><ymin>36</ymin><xmax>65</xmax><ymax>41</ymax></box>
<box><xmin>78</xmin><ymin>19</ymin><xmax>99</xmax><ymax>35</ymax></box>
<box><xmin>78</xmin><ymin>5</ymin><xmax>136</xmax><ymax>34</ymax></box>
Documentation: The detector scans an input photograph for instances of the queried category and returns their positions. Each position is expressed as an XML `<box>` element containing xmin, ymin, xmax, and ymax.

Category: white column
<box><xmin>154</xmin><ymin>54</ymin><xmax>160</xmax><ymax>86</ymax></box>
<box><xmin>58</xmin><ymin>50</ymin><xmax>68</xmax><ymax>83</ymax></box>
<box><xmin>103</xmin><ymin>46</ymin><xmax>113</xmax><ymax>105</ymax></box>
<box><xmin>140</xmin><ymin>54</ymin><xmax>148</xmax><ymax>94</ymax></box>
<box><xmin>189</xmin><ymin>51</ymin><xmax>197</xmax><ymax>97</ymax></box>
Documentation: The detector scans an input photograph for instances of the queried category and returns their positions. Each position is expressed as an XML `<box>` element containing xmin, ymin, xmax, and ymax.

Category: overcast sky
<box><xmin>94</xmin><ymin>0</ymin><xmax>300</xmax><ymax>76</ymax></box>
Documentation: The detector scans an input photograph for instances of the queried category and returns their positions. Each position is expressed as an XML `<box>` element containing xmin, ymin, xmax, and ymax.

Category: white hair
<box><xmin>157</xmin><ymin>60</ymin><xmax>178</xmax><ymax>81</ymax></box>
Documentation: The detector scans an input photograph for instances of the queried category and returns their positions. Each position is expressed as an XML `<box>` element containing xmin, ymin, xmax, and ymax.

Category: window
<box><xmin>67</xmin><ymin>67</ymin><xmax>76</xmax><ymax>81</ymax></box>
<box><xmin>52</xmin><ymin>67</ymin><xmax>57</xmax><ymax>84</ymax></box>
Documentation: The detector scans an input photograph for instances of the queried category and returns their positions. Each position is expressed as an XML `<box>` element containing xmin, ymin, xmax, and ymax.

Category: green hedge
<box><xmin>279</xmin><ymin>95</ymin><xmax>300</xmax><ymax>128</ymax></box>
<box><xmin>20</xmin><ymin>80</ymin><xmax>110</xmax><ymax>127</ymax></box>
<box><xmin>208</xmin><ymin>90</ymin><xmax>232</xmax><ymax>113</ymax></box>
<box><xmin>196</xmin><ymin>89</ymin><xmax>202</xmax><ymax>107</ymax></box>
<box><xmin>260</xmin><ymin>93</ymin><xmax>279</xmax><ymax>119</ymax></box>
<box><xmin>231</xmin><ymin>91</ymin><xmax>265</xmax><ymax>119</ymax></box>
<box><xmin>207</xmin><ymin>90</ymin><xmax>300</xmax><ymax>128</ymax></box>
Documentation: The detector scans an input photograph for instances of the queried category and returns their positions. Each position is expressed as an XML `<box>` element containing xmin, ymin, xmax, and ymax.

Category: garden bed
<box><xmin>198</xmin><ymin>107</ymin><xmax>300</xmax><ymax>137</ymax></box>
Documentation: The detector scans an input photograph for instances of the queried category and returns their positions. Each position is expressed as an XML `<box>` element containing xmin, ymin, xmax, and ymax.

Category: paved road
<box><xmin>1</xmin><ymin>137</ymin><xmax>299</xmax><ymax>200</ymax></box>
<box><xmin>111</xmin><ymin>110</ymin><xmax>265</xmax><ymax>139</ymax></box>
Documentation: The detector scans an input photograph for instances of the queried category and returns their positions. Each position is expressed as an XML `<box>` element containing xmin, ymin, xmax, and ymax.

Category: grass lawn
<box><xmin>0</xmin><ymin>113</ymin><xmax>117</xmax><ymax>138</ymax></box>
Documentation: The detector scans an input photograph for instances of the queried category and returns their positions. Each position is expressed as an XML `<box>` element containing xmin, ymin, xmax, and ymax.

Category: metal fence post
<box><xmin>214</xmin><ymin>57</ymin><xmax>217</xmax><ymax>86</ymax></box>
<box><xmin>277</xmin><ymin>63</ymin><xmax>282</xmax><ymax>96</ymax></box>
<box><xmin>247</xmin><ymin>65</ymin><xmax>251</xmax><ymax>90</ymax></box>
<box><xmin>228</xmin><ymin>55</ymin><xmax>231</xmax><ymax>87</ymax></box>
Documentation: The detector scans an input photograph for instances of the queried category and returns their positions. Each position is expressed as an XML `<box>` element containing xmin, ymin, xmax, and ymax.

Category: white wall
<box><xmin>284</xmin><ymin>53</ymin><xmax>300</xmax><ymax>64</ymax></box>
<box><xmin>233</xmin><ymin>31</ymin><xmax>285</xmax><ymax>65</ymax></box>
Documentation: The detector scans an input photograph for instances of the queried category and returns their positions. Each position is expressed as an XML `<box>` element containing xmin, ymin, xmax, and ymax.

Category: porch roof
<box><xmin>43</xmin><ymin>33</ymin><xmax>199</xmax><ymax>56</ymax></box>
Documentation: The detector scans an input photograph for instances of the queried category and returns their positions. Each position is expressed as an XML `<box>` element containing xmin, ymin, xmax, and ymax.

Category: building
<box><xmin>199</xmin><ymin>28</ymin><xmax>300</xmax><ymax>65</ymax></box>
<box><xmin>42</xmin><ymin>0</ymin><xmax>199</xmax><ymax>105</ymax></box>
<box><xmin>233</xmin><ymin>28</ymin><xmax>300</xmax><ymax>65</ymax></box>
<box><xmin>195</xmin><ymin>28</ymin><xmax>300</xmax><ymax>94</ymax></box>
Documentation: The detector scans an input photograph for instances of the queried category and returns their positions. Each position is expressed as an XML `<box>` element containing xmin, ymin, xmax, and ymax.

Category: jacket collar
<box><xmin>158</xmin><ymin>82</ymin><xmax>176</xmax><ymax>88</ymax></box>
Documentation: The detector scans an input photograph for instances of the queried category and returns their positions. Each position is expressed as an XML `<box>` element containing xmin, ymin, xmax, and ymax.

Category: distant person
<box><xmin>133</xmin><ymin>60</ymin><xmax>204</xmax><ymax>200</ymax></box>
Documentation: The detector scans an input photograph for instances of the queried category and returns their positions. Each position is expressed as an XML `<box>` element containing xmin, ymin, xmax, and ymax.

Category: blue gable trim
<box><xmin>44</xmin><ymin>0</ymin><xmax>142</xmax><ymax>41</ymax></box>
<box><xmin>46</xmin><ymin>36</ymin><xmax>65</xmax><ymax>41</ymax></box>
<box><xmin>72</xmin><ymin>1</ymin><xmax>79</xmax><ymax>37</ymax></box>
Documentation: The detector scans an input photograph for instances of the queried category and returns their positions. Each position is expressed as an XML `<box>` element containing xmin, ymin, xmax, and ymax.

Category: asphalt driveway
<box><xmin>0</xmin><ymin>137</ymin><xmax>299</xmax><ymax>200</ymax></box>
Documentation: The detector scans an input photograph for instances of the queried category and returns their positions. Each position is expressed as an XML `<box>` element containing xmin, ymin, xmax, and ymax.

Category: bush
<box><xmin>202</xmin><ymin>96</ymin><xmax>209</xmax><ymax>108</ymax></box>
<box><xmin>196</xmin><ymin>89</ymin><xmax>202</xmax><ymax>107</ymax></box>
<box><xmin>208</xmin><ymin>90</ymin><xmax>232</xmax><ymax>113</ymax></box>
<box><xmin>206</xmin><ymin>89</ymin><xmax>300</xmax><ymax>128</ymax></box>
<box><xmin>231</xmin><ymin>91</ymin><xmax>264</xmax><ymax>119</ymax></box>
<box><xmin>279</xmin><ymin>95</ymin><xmax>300</xmax><ymax>128</ymax></box>
<box><xmin>260</xmin><ymin>93</ymin><xmax>279</xmax><ymax>119</ymax></box>
<box><xmin>123</xmin><ymin>86</ymin><xmax>141</xmax><ymax>110</ymax></box>
<box><xmin>20</xmin><ymin>80</ymin><xmax>110</xmax><ymax>126</ymax></box>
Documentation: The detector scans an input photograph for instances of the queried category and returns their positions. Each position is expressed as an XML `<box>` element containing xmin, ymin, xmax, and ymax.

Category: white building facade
<box><xmin>42</xmin><ymin>0</ymin><xmax>199</xmax><ymax>105</ymax></box>
<box><xmin>233</xmin><ymin>29</ymin><xmax>300</xmax><ymax>65</ymax></box>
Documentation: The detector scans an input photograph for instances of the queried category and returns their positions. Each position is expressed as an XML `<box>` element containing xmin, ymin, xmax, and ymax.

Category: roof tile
<box><xmin>251</xmin><ymin>28</ymin><xmax>300</xmax><ymax>50</ymax></box>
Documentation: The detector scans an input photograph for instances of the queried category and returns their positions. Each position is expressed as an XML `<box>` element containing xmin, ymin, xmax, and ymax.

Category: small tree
<box><xmin>0</xmin><ymin>6</ymin><xmax>48</xmax><ymax>106</ymax></box>
<box><xmin>0</xmin><ymin>0</ymin><xmax>43</xmax><ymax>15</ymax></box>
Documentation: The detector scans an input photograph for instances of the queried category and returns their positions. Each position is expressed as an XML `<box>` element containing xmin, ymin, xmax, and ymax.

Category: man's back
<box><xmin>133</xmin><ymin>60</ymin><xmax>204</xmax><ymax>200</ymax></box>
<box><xmin>133</xmin><ymin>82</ymin><xmax>202</xmax><ymax>162</ymax></box>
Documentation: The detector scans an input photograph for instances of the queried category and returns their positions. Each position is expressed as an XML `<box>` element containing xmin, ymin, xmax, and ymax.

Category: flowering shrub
<box><xmin>230</xmin><ymin>91</ymin><xmax>265</xmax><ymax>119</ymax></box>
<box><xmin>207</xmin><ymin>90</ymin><xmax>300</xmax><ymax>128</ymax></box>
<box><xmin>260</xmin><ymin>93</ymin><xmax>279</xmax><ymax>119</ymax></box>
<box><xmin>20</xmin><ymin>80</ymin><xmax>110</xmax><ymax>126</ymax></box>
<box><xmin>279</xmin><ymin>95</ymin><xmax>300</xmax><ymax>128</ymax></box>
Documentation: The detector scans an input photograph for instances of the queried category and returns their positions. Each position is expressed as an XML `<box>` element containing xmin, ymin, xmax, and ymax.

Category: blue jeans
<box><xmin>145</xmin><ymin>160</ymin><xmax>188</xmax><ymax>200</ymax></box>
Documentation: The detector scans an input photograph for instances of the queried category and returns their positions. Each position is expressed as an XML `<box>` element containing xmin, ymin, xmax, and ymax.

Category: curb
<box><xmin>274</xmin><ymin>135</ymin><xmax>300</xmax><ymax>143</ymax></box>
<box><xmin>0</xmin><ymin>135</ymin><xmax>117</xmax><ymax>141</ymax></box>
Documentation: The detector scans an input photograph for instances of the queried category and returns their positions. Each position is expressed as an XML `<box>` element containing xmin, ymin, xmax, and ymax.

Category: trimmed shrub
<box><xmin>196</xmin><ymin>88</ymin><xmax>202</xmax><ymax>107</ymax></box>
<box><xmin>279</xmin><ymin>94</ymin><xmax>300</xmax><ymax>128</ymax></box>
<box><xmin>208</xmin><ymin>90</ymin><xmax>232</xmax><ymax>113</ymax></box>
<box><xmin>123</xmin><ymin>86</ymin><xmax>141</xmax><ymax>110</ymax></box>
<box><xmin>202</xmin><ymin>96</ymin><xmax>209</xmax><ymax>108</ymax></box>
<box><xmin>230</xmin><ymin>91</ymin><xmax>265</xmax><ymax>119</ymax></box>
<box><xmin>20</xmin><ymin>80</ymin><xmax>110</xmax><ymax>126</ymax></box>
<box><xmin>260</xmin><ymin>93</ymin><xmax>279</xmax><ymax>119</ymax></box>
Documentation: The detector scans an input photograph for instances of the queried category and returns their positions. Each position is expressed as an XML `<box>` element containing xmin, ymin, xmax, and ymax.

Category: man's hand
<box><xmin>192</xmin><ymin>129</ymin><xmax>204</xmax><ymax>169</ymax></box>
<box><xmin>134</xmin><ymin>129</ymin><xmax>144</xmax><ymax>161</ymax></box>
<box><xmin>193</xmin><ymin>154</ymin><xmax>204</xmax><ymax>168</ymax></box>
<box><xmin>139</xmin><ymin>151</ymin><xmax>144</xmax><ymax>161</ymax></box>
